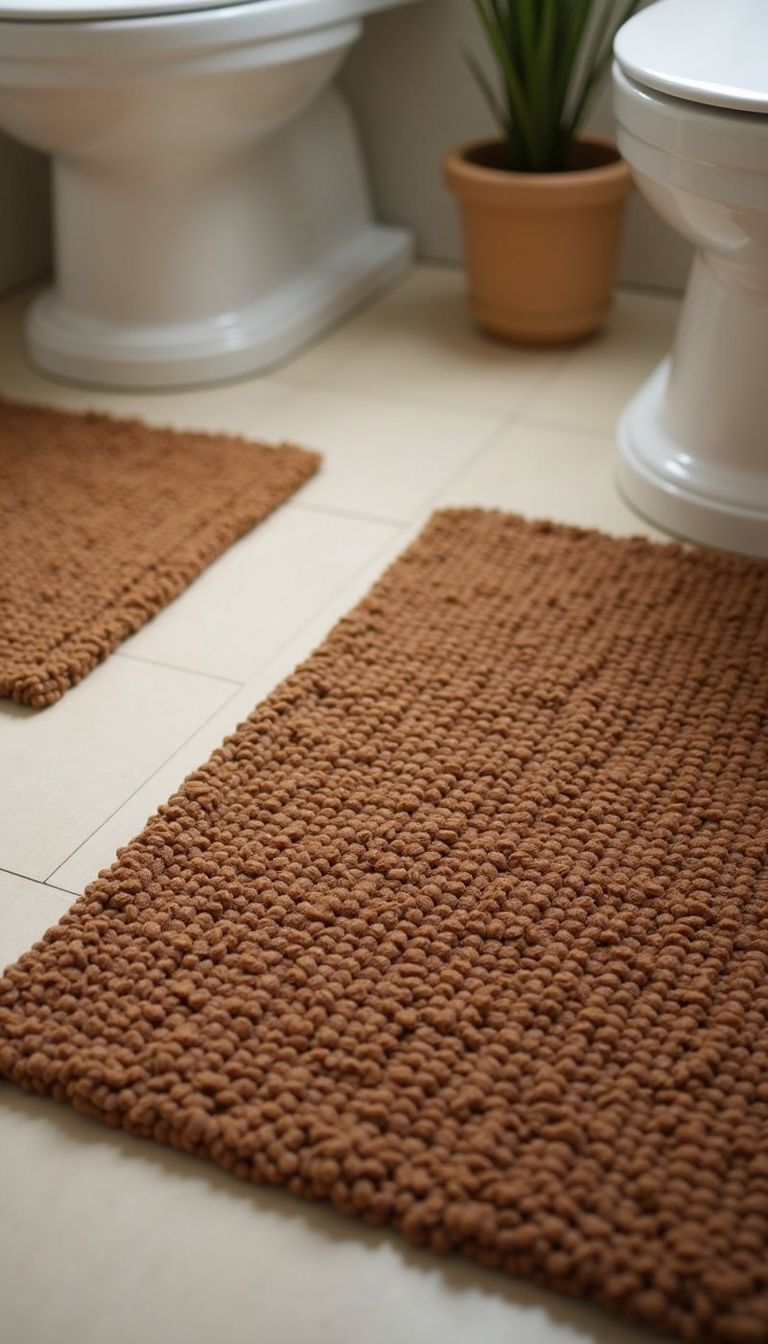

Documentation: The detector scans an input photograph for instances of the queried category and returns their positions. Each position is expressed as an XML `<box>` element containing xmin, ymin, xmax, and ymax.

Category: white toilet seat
<box><xmin>0</xmin><ymin>0</ymin><xmax>421</xmax><ymax>94</ymax></box>
<box><xmin>0</xmin><ymin>0</ymin><xmax>413</xmax><ymax>71</ymax></box>
<box><xmin>0</xmin><ymin>0</ymin><xmax>409</xmax><ymax>19</ymax></box>
<box><xmin>0</xmin><ymin>0</ymin><xmax>247</xmax><ymax>16</ymax></box>
<box><xmin>614</xmin><ymin>0</ymin><xmax>768</xmax><ymax>114</ymax></box>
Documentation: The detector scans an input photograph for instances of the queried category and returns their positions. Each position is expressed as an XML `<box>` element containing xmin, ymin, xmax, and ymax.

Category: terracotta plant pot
<box><xmin>443</xmin><ymin>134</ymin><xmax>633</xmax><ymax>345</ymax></box>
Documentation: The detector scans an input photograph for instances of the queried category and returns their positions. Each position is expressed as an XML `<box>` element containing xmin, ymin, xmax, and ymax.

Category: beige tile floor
<box><xmin>0</xmin><ymin>265</ymin><xmax>681</xmax><ymax>1344</ymax></box>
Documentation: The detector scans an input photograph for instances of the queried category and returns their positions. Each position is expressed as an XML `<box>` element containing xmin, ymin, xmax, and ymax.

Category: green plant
<box><xmin>467</xmin><ymin>0</ymin><xmax>641</xmax><ymax>172</ymax></box>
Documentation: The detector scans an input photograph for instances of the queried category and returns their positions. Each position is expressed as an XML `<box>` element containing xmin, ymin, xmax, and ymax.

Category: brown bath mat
<box><xmin>0</xmin><ymin>397</ymin><xmax>319</xmax><ymax>707</ymax></box>
<box><xmin>2</xmin><ymin>511</ymin><xmax>768</xmax><ymax>1342</ymax></box>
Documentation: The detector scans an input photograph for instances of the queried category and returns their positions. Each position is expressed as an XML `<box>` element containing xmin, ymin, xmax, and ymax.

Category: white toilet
<box><xmin>0</xmin><ymin>0</ymin><xmax>418</xmax><ymax>388</ymax></box>
<box><xmin>613</xmin><ymin>0</ymin><xmax>768</xmax><ymax>557</ymax></box>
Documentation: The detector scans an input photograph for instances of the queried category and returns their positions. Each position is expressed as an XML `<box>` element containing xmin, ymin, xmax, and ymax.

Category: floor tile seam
<box><xmin>0</xmin><ymin>864</ymin><xmax>79</xmax><ymax>899</ymax></box>
<box><xmin>263</xmin><ymin>368</ymin><xmax>525</xmax><ymax>422</ymax></box>
<box><xmin>291</xmin><ymin>500</ymin><xmax>406</xmax><ymax>528</ymax></box>
<box><xmin>515</xmin><ymin>414</ymin><xmax>619</xmax><ymax>440</ymax></box>
<box><xmin>43</xmin><ymin>517</ymin><xmax>411</xmax><ymax>888</ymax></box>
<box><xmin>43</xmin><ymin>679</ymin><xmax>244</xmax><ymax>886</ymax></box>
<box><xmin>421</xmin><ymin>370</ymin><xmax>579</xmax><ymax>511</ymax></box>
<box><xmin>113</xmin><ymin>652</ymin><xmax>245</xmax><ymax>686</ymax></box>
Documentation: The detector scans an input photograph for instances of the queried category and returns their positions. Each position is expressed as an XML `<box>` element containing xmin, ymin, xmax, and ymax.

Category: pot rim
<box><xmin>445</xmin><ymin>132</ymin><xmax>628</xmax><ymax>187</ymax></box>
<box><xmin>443</xmin><ymin>133</ymin><xmax>632</xmax><ymax>209</ymax></box>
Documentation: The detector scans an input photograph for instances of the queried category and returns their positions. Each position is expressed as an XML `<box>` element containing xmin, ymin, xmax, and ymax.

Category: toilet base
<box><xmin>27</xmin><ymin>226</ymin><xmax>411</xmax><ymax>390</ymax></box>
<box><xmin>618</xmin><ymin>360</ymin><xmax>768</xmax><ymax>557</ymax></box>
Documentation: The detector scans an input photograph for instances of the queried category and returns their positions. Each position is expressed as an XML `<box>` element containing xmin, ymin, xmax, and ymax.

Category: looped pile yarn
<box><xmin>0</xmin><ymin>397</ymin><xmax>320</xmax><ymax>706</ymax></box>
<box><xmin>1</xmin><ymin>510</ymin><xmax>767</xmax><ymax>1343</ymax></box>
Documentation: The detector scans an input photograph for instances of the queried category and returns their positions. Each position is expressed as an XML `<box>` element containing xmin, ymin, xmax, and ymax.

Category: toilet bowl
<box><xmin>0</xmin><ymin>0</ymin><xmax>418</xmax><ymax>388</ymax></box>
<box><xmin>612</xmin><ymin>0</ymin><xmax>768</xmax><ymax>557</ymax></box>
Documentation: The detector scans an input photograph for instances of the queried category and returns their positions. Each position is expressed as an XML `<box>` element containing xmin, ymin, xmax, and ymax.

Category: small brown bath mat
<box><xmin>0</xmin><ymin>398</ymin><xmax>319</xmax><ymax>706</ymax></box>
<box><xmin>2</xmin><ymin>511</ymin><xmax>768</xmax><ymax>1342</ymax></box>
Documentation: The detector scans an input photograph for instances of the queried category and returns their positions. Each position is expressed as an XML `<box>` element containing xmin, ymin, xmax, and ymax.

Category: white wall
<box><xmin>0</xmin><ymin>134</ymin><xmax>50</xmax><ymax>296</ymax></box>
<box><xmin>340</xmin><ymin>0</ymin><xmax>692</xmax><ymax>292</ymax></box>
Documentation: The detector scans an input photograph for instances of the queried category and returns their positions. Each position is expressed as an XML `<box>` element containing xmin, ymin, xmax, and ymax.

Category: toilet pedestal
<box><xmin>618</xmin><ymin>254</ymin><xmax>768</xmax><ymax>557</ymax></box>
<box><xmin>26</xmin><ymin>85</ymin><xmax>412</xmax><ymax>389</ymax></box>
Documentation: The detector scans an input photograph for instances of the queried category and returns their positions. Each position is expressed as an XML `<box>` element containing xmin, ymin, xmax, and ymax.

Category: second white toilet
<box><xmin>613</xmin><ymin>0</ymin><xmax>768</xmax><ymax>557</ymax></box>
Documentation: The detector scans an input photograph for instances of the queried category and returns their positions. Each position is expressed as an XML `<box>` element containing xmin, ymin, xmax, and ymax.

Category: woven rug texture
<box><xmin>0</xmin><ymin>398</ymin><xmax>319</xmax><ymax>706</ymax></box>
<box><xmin>1</xmin><ymin>511</ymin><xmax>767</xmax><ymax>1343</ymax></box>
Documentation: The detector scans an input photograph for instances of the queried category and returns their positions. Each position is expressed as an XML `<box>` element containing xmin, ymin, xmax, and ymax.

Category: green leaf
<box><xmin>471</xmin><ymin>0</ymin><xmax>538</xmax><ymax>165</ymax></box>
<box><xmin>465</xmin><ymin>0</ymin><xmax>643</xmax><ymax>173</ymax></box>
<box><xmin>533</xmin><ymin>0</ymin><xmax>558</xmax><ymax>167</ymax></box>
<box><xmin>565</xmin><ymin>0</ymin><xmax>643</xmax><ymax>141</ymax></box>
<box><xmin>462</xmin><ymin>43</ymin><xmax>513</xmax><ymax>147</ymax></box>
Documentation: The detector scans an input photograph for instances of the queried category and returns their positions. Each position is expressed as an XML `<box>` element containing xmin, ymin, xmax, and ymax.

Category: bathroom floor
<box><xmin>0</xmin><ymin>264</ymin><xmax>680</xmax><ymax>1344</ymax></box>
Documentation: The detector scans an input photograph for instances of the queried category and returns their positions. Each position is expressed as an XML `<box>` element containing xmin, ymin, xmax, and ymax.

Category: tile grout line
<box><xmin>291</xmin><ymin>500</ymin><xmax>404</xmax><ymax>528</ymax></box>
<box><xmin>411</xmin><ymin>351</ymin><xmax>574</xmax><ymax>516</ymax></box>
<box><xmin>0</xmin><ymin>864</ymin><xmax>79</xmax><ymax>898</ymax></box>
<box><xmin>264</xmin><ymin>367</ymin><xmax>532</xmax><ymax>426</ymax></box>
<box><xmin>42</xmin><ymin>679</ymin><xmax>247</xmax><ymax>886</ymax></box>
<box><xmin>284</xmin><ymin>352</ymin><xmax>575</xmax><ymax>529</ymax></box>
<box><xmin>413</xmin><ymin>416</ymin><xmax>518</xmax><ymax>517</ymax></box>
<box><xmin>508</xmin><ymin>348</ymin><xmax>575</xmax><ymax>423</ymax></box>
<box><xmin>43</xmin><ymin>515</ymin><xmax>411</xmax><ymax>887</ymax></box>
<box><xmin>517</xmin><ymin>413</ymin><xmax>621</xmax><ymax>439</ymax></box>
<box><xmin>268</xmin><ymin>370</ymin><xmax>567</xmax><ymax>417</ymax></box>
<box><xmin>280</xmin><ymin>362</ymin><xmax>571</xmax><ymax>528</ymax></box>
<box><xmin>265</xmin><ymin>289</ymin><xmax>582</xmax><ymax>415</ymax></box>
<box><xmin>113</xmin><ymin>651</ymin><xmax>245</xmax><ymax>685</ymax></box>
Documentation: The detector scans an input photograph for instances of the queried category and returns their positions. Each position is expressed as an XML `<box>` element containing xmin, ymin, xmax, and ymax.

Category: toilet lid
<box><xmin>0</xmin><ymin>0</ymin><xmax>253</xmax><ymax>16</ymax></box>
<box><xmin>614</xmin><ymin>0</ymin><xmax>768</xmax><ymax>115</ymax></box>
